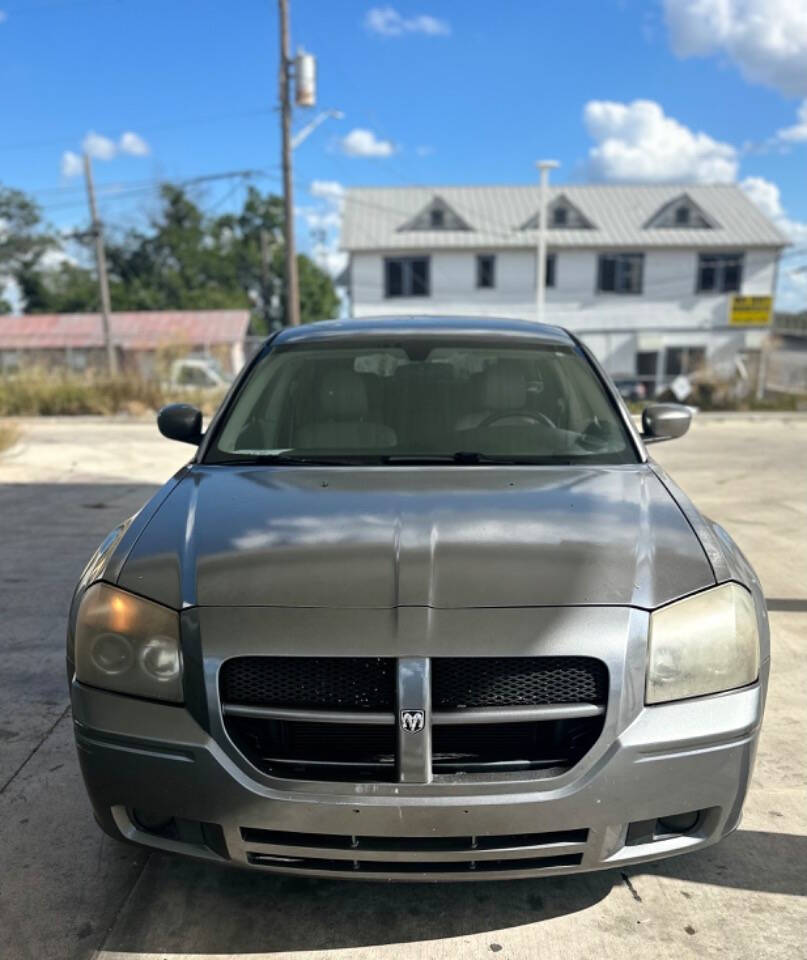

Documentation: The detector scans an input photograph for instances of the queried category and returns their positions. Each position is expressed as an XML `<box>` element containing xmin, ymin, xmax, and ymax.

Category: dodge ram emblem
<box><xmin>400</xmin><ymin>709</ymin><xmax>425</xmax><ymax>733</ymax></box>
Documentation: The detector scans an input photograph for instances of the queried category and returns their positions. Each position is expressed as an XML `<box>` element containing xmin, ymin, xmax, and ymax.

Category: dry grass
<box><xmin>0</xmin><ymin>373</ymin><xmax>226</xmax><ymax>418</ymax></box>
<box><xmin>0</xmin><ymin>421</ymin><xmax>21</xmax><ymax>455</ymax></box>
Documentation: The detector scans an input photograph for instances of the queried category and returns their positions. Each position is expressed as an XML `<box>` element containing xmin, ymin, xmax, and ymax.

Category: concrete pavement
<box><xmin>0</xmin><ymin>414</ymin><xmax>804</xmax><ymax>960</ymax></box>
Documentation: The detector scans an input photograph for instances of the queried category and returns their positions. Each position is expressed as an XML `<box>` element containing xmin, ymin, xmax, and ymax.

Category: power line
<box><xmin>0</xmin><ymin>107</ymin><xmax>275</xmax><ymax>154</ymax></box>
<box><xmin>33</xmin><ymin>169</ymin><xmax>280</xmax><ymax>213</ymax></box>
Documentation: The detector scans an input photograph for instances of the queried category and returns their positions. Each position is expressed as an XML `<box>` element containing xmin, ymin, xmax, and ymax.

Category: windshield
<box><xmin>206</xmin><ymin>338</ymin><xmax>637</xmax><ymax>465</ymax></box>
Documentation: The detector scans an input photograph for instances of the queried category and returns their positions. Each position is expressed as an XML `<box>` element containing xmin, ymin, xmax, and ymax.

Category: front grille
<box><xmin>224</xmin><ymin>716</ymin><xmax>396</xmax><ymax>782</ymax></box>
<box><xmin>241</xmin><ymin>826</ymin><xmax>588</xmax><ymax>849</ymax></box>
<box><xmin>220</xmin><ymin>655</ymin><xmax>608</xmax><ymax>783</ymax></box>
<box><xmin>220</xmin><ymin>656</ymin><xmax>395</xmax><ymax>710</ymax></box>
<box><xmin>432</xmin><ymin>718</ymin><xmax>603</xmax><ymax>775</ymax></box>
<box><xmin>240</xmin><ymin>825</ymin><xmax>588</xmax><ymax>876</ymax></box>
<box><xmin>246</xmin><ymin>852</ymin><xmax>583</xmax><ymax>875</ymax></box>
<box><xmin>432</xmin><ymin>656</ymin><xmax>607</xmax><ymax>709</ymax></box>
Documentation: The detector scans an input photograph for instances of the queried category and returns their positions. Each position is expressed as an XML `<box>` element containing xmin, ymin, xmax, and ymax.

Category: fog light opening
<box><xmin>657</xmin><ymin>811</ymin><xmax>700</xmax><ymax>835</ymax></box>
<box><xmin>625</xmin><ymin>809</ymin><xmax>704</xmax><ymax>846</ymax></box>
<box><xmin>132</xmin><ymin>809</ymin><xmax>177</xmax><ymax>837</ymax></box>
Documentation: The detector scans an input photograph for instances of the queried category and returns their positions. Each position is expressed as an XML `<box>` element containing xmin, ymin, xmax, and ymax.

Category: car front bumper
<box><xmin>71</xmin><ymin>671</ymin><xmax>765</xmax><ymax>881</ymax></box>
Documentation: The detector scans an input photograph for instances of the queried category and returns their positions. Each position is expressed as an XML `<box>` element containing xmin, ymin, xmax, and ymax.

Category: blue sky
<box><xmin>1</xmin><ymin>0</ymin><xmax>806</xmax><ymax>306</ymax></box>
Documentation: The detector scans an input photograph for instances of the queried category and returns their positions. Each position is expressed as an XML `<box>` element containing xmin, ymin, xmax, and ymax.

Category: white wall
<box><xmin>349</xmin><ymin>247</ymin><xmax>779</xmax><ymax>377</ymax></box>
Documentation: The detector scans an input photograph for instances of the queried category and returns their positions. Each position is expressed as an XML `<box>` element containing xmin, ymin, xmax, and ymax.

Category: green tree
<box><xmin>17</xmin><ymin>261</ymin><xmax>99</xmax><ymax>313</ymax></box>
<box><xmin>0</xmin><ymin>186</ymin><xmax>53</xmax><ymax>275</ymax></box>
<box><xmin>9</xmin><ymin>182</ymin><xmax>338</xmax><ymax>324</ymax></box>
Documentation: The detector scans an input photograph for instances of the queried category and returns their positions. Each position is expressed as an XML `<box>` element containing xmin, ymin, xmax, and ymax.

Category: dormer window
<box><xmin>553</xmin><ymin>206</ymin><xmax>568</xmax><ymax>226</ymax></box>
<box><xmin>645</xmin><ymin>195</ymin><xmax>714</xmax><ymax>229</ymax></box>
<box><xmin>521</xmin><ymin>195</ymin><xmax>593</xmax><ymax>230</ymax></box>
<box><xmin>398</xmin><ymin>196</ymin><xmax>472</xmax><ymax>232</ymax></box>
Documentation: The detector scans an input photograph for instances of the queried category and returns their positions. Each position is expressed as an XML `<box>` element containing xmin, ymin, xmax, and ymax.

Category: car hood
<box><xmin>117</xmin><ymin>463</ymin><xmax>714</xmax><ymax>610</ymax></box>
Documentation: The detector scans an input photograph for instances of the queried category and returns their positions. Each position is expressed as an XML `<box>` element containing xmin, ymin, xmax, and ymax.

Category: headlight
<box><xmin>646</xmin><ymin>582</ymin><xmax>760</xmax><ymax>704</ymax></box>
<box><xmin>74</xmin><ymin>583</ymin><xmax>183</xmax><ymax>702</ymax></box>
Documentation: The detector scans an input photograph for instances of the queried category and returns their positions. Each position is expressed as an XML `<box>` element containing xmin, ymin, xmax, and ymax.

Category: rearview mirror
<box><xmin>157</xmin><ymin>404</ymin><xmax>203</xmax><ymax>445</ymax></box>
<box><xmin>641</xmin><ymin>403</ymin><xmax>691</xmax><ymax>444</ymax></box>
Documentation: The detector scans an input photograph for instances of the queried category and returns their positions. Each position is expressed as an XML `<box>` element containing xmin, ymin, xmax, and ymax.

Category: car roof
<box><xmin>272</xmin><ymin>315</ymin><xmax>574</xmax><ymax>347</ymax></box>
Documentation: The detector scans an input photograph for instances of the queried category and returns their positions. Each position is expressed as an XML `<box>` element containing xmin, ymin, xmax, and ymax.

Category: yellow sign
<box><xmin>729</xmin><ymin>295</ymin><xmax>773</xmax><ymax>326</ymax></box>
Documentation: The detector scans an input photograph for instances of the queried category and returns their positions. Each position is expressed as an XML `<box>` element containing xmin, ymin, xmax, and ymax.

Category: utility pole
<box><xmin>259</xmin><ymin>227</ymin><xmax>273</xmax><ymax>329</ymax></box>
<box><xmin>83</xmin><ymin>152</ymin><xmax>117</xmax><ymax>374</ymax></box>
<box><xmin>278</xmin><ymin>0</ymin><xmax>300</xmax><ymax>326</ymax></box>
<box><xmin>535</xmin><ymin>160</ymin><xmax>559</xmax><ymax>325</ymax></box>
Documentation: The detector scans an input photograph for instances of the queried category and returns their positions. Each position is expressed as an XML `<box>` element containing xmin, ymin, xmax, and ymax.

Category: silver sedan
<box><xmin>67</xmin><ymin>316</ymin><xmax>768</xmax><ymax>880</ymax></box>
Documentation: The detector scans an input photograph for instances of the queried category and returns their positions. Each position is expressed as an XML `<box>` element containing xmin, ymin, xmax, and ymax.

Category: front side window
<box><xmin>384</xmin><ymin>257</ymin><xmax>430</xmax><ymax>297</ymax></box>
<box><xmin>476</xmin><ymin>254</ymin><xmax>495</xmax><ymax>289</ymax></box>
<box><xmin>697</xmin><ymin>253</ymin><xmax>743</xmax><ymax>293</ymax></box>
<box><xmin>207</xmin><ymin>339</ymin><xmax>637</xmax><ymax>466</ymax></box>
<box><xmin>597</xmin><ymin>253</ymin><xmax>644</xmax><ymax>294</ymax></box>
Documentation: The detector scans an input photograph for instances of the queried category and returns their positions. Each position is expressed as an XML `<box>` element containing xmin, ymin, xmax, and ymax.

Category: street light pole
<box><xmin>535</xmin><ymin>160</ymin><xmax>559</xmax><ymax>325</ymax></box>
<box><xmin>291</xmin><ymin>109</ymin><xmax>343</xmax><ymax>150</ymax></box>
<box><xmin>278</xmin><ymin>0</ymin><xmax>300</xmax><ymax>326</ymax></box>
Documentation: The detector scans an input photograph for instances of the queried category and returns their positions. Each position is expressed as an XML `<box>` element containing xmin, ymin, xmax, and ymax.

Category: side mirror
<box><xmin>157</xmin><ymin>404</ymin><xmax>203</xmax><ymax>445</ymax></box>
<box><xmin>641</xmin><ymin>403</ymin><xmax>691</xmax><ymax>444</ymax></box>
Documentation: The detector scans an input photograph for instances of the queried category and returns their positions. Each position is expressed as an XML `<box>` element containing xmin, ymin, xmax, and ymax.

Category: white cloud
<box><xmin>584</xmin><ymin>99</ymin><xmax>738</xmax><ymax>182</ymax></box>
<box><xmin>740</xmin><ymin>177</ymin><xmax>807</xmax><ymax>312</ymax></box>
<box><xmin>119</xmin><ymin>131</ymin><xmax>150</xmax><ymax>156</ymax></box>
<box><xmin>777</xmin><ymin>266</ymin><xmax>807</xmax><ymax>313</ymax></box>
<box><xmin>339</xmin><ymin>127</ymin><xmax>396</xmax><ymax>157</ymax></box>
<box><xmin>82</xmin><ymin>130</ymin><xmax>117</xmax><ymax>160</ymax></box>
<box><xmin>60</xmin><ymin>129</ymin><xmax>150</xmax><ymax>176</ymax></box>
<box><xmin>309</xmin><ymin>179</ymin><xmax>345</xmax><ymax>203</ymax></box>
<box><xmin>302</xmin><ymin>180</ymin><xmax>347</xmax><ymax>280</ymax></box>
<box><xmin>415</xmin><ymin>145</ymin><xmax>434</xmax><ymax>156</ymax></box>
<box><xmin>364</xmin><ymin>6</ymin><xmax>450</xmax><ymax>36</ymax></box>
<box><xmin>740</xmin><ymin>175</ymin><xmax>807</xmax><ymax>243</ymax></box>
<box><xmin>663</xmin><ymin>0</ymin><xmax>807</xmax><ymax>97</ymax></box>
<box><xmin>61</xmin><ymin>150</ymin><xmax>84</xmax><ymax>178</ymax></box>
<box><xmin>312</xmin><ymin>240</ymin><xmax>348</xmax><ymax>279</ymax></box>
<box><xmin>777</xmin><ymin>100</ymin><xmax>807</xmax><ymax>143</ymax></box>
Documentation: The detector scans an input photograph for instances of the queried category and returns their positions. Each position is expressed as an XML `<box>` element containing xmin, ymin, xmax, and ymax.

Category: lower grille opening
<box><xmin>224</xmin><ymin>716</ymin><xmax>396</xmax><ymax>782</ymax></box>
<box><xmin>432</xmin><ymin>717</ymin><xmax>604</xmax><ymax>776</ymax></box>
<box><xmin>246</xmin><ymin>852</ymin><xmax>583</xmax><ymax>874</ymax></box>
<box><xmin>240</xmin><ymin>826</ymin><xmax>589</xmax><ymax>851</ymax></box>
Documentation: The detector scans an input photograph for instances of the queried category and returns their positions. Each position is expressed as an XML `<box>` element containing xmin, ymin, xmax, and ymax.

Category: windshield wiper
<box><xmin>212</xmin><ymin>453</ymin><xmax>384</xmax><ymax>466</ymax></box>
<box><xmin>383</xmin><ymin>452</ymin><xmax>574</xmax><ymax>466</ymax></box>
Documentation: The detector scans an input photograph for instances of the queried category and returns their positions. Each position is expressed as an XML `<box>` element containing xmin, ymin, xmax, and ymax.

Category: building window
<box><xmin>476</xmin><ymin>254</ymin><xmax>495</xmax><ymax>289</ymax></box>
<box><xmin>552</xmin><ymin>206</ymin><xmax>568</xmax><ymax>226</ymax></box>
<box><xmin>429</xmin><ymin>208</ymin><xmax>444</xmax><ymax>228</ymax></box>
<box><xmin>665</xmin><ymin>346</ymin><xmax>706</xmax><ymax>377</ymax></box>
<box><xmin>674</xmin><ymin>205</ymin><xmax>690</xmax><ymax>225</ymax></box>
<box><xmin>597</xmin><ymin>253</ymin><xmax>643</xmax><ymax>294</ymax></box>
<box><xmin>384</xmin><ymin>256</ymin><xmax>431</xmax><ymax>298</ymax></box>
<box><xmin>546</xmin><ymin>253</ymin><xmax>556</xmax><ymax>288</ymax></box>
<box><xmin>696</xmin><ymin>253</ymin><xmax>743</xmax><ymax>293</ymax></box>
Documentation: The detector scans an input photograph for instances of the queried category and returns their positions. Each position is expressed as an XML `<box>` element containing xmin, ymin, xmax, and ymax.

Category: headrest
<box><xmin>483</xmin><ymin>362</ymin><xmax>527</xmax><ymax>411</ymax></box>
<box><xmin>319</xmin><ymin>369</ymin><xmax>368</xmax><ymax>420</ymax></box>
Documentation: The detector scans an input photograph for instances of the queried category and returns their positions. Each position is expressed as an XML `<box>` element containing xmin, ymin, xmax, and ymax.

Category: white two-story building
<box><xmin>340</xmin><ymin>184</ymin><xmax>787</xmax><ymax>390</ymax></box>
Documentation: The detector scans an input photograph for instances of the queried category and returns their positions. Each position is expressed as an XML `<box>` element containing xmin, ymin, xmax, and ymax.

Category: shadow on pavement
<box><xmin>102</xmin><ymin>853</ymin><xmax>614</xmax><ymax>955</ymax></box>
<box><xmin>99</xmin><ymin>828</ymin><xmax>805</xmax><ymax>956</ymax></box>
<box><xmin>644</xmin><ymin>828</ymin><xmax>807</xmax><ymax>897</ymax></box>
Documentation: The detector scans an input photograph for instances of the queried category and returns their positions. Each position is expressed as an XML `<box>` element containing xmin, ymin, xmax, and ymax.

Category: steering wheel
<box><xmin>478</xmin><ymin>410</ymin><xmax>556</xmax><ymax>429</ymax></box>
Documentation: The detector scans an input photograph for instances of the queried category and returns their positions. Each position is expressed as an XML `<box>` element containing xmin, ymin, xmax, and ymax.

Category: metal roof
<box><xmin>341</xmin><ymin>184</ymin><xmax>788</xmax><ymax>251</ymax></box>
<box><xmin>275</xmin><ymin>315</ymin><xmax>573</xmax><ymax>346</ymax></box>
<box><xmin>0</xmin><ymin>310</ymin><xmax>250</xmax><ymax>350</ymax></box>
